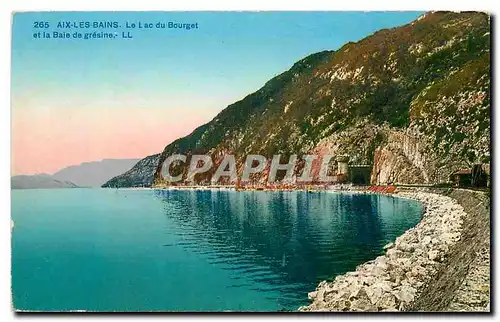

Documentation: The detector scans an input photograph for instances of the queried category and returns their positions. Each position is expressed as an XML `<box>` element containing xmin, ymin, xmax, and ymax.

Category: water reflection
<box><xmin>154</xmin><ymin>190</ymin><xmax>422</xmax><ymax>309</ymax></box>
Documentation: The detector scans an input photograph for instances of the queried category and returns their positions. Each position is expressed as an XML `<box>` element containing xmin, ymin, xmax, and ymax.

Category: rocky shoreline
<box><xmin>299</xmin><ymin>189</ymin><xmax>487</xmax><ymax>312</ymax></box>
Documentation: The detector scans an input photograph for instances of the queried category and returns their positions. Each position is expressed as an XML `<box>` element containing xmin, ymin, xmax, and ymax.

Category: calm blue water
<box><xmin>11</xmin><ymin>189</ymin><xmax>422</xmax><ymax>312</ymax></box>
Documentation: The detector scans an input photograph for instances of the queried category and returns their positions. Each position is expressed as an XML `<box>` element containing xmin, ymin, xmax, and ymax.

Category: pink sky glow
<box><xmin>12</xmin><ymin>106</ymin><xmax>218</xmax><ymax>175</ymax></box>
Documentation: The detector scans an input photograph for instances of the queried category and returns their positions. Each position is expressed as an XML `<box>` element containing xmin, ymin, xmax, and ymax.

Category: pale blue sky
<box><xmin>12</xmin><ymin>11</ymin><xmax>423</xmax><ymax>111</ymax></box>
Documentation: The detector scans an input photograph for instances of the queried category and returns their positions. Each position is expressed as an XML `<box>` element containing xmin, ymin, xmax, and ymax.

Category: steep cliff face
<box><xmin>102</xmin><ymin>154</ymin><xmax>160</xmax><ymax>188</ymax></box>
<box><xmin>371</xmin><ymin>130</ymin><xmax>430</xmax><ymax>185</ymax></box>
<box><xmin>103</xmin><ymin>12</ymin><xmax>490</xmax><ymax>188</ymax></box>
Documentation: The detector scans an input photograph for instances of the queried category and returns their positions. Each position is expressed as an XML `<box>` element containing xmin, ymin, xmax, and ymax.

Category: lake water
<box><xmin>11</xmin><ymin>189</ymin><xmax>422</xmax><ymax>312</ymax></box>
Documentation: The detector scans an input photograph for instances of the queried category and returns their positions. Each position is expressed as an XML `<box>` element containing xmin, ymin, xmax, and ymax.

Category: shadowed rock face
<box><xmin>52</xmin><ymin>158</ymin><xmax>140</xmax><ymax>187</ymax></box>
<box><xmin>102</xmin><ymin>154</ymin><xmax>160</xmax><ymax>188</ymax></box>
<box><xmin>11</xmin><ymin>175</ymin><xmax>79</xmax><ymax>189</ymax></box>
<box><xmin>104</xmin><ymin>12</ymin><xmax>490</xmax><ymax>188</ymax></box>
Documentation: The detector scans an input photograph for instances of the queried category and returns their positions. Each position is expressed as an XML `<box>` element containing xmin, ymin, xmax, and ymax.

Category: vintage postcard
<box><xmin>11</xmin><ymin>11</ymin><xmax>491</xmax><ymax>312</ymax></box>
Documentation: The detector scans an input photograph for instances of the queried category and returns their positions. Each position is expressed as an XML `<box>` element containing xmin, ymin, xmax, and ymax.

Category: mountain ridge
<box><xmin>53</xmin><ymin>158</ymin><xmax>140</xmax><ymax>187</ymax></box>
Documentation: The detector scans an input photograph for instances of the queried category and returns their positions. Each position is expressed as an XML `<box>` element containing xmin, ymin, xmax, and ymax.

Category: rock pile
<box><xmin>299</xmin><ymin>191</ymin><xmax>467</xmax><ymax>312</ymax></box>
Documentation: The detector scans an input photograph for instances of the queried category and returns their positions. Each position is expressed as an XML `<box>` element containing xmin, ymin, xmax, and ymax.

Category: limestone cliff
<box><xmin>103</xmin><ymin>12</ymin><xmax>490</xmax><ymax>188</ymax></box>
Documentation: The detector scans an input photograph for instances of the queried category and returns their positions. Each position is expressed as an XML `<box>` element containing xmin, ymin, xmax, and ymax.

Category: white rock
<box><xmin>421</xmin><ymin>235</ymin><xmax>432</xmax><ymax>245</ymax></box>
<box><xmin>375</xmin><ymin>256</ymin><xmax>388</xmax><ymax>269</ymax></box>
<box><xmin>308</xmin><ymin>291</ymin><xmax>318</xmax><ymax>300</ymax></box>
<box><xmin>383</xmin><ymin>242</ymin><xmax>394</xmax><ymax>250</ymax></box>
<box><xmin>428</xmin><ymin>250</ymin><xmax>439</xmax><ymax>261</ymax></box>
<box><xmin>394</xmin><ymin>285</ymin><xmax>417</xmax><ymax>303</ymax></box>
<box><xmin>373</xmin><ymin>280</ymin><xmax>393</xmax><ymax>292</ymax></box>
<box><xmin>365</xmin><ymin>285</ymin><xmax>384</xmax><ymax>305</ymax></box>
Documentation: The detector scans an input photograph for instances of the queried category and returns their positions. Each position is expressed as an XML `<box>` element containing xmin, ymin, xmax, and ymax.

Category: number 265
<box><xmin>33</xmin><ymin>21</ymin><xmax>49</xmax><ymax>28</ymax></box>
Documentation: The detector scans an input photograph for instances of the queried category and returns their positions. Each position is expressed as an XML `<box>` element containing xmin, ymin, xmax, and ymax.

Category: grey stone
<box><xmin>394</xmin><ymin>285</ymin><xmax>417</xmax><ymax>303</ymax></box>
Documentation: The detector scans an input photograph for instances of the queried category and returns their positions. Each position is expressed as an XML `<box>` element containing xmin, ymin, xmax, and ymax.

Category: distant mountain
<box><xmin>104</xmin><ymin>12</ymin><xmax>490</xmax><ymax>187</ymax></box>
<box><xmin>12</xmin><ymin>175</ymin><xmax>79</xmax><ymax>189</ymax></box>
<box><xmin>52</xmin><ymin>158</ymin><xmax>140</xmax><ymax>187</ymax></box>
